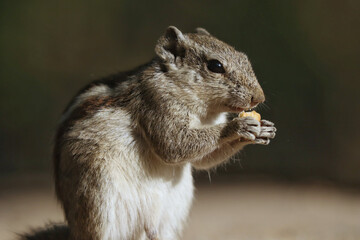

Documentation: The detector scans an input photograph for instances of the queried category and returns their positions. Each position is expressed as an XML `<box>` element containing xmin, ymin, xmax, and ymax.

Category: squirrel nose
<box><xmin>250</xmin><ymin>90</ymin><xmax>265</xmax><ymax>107</ymax></box>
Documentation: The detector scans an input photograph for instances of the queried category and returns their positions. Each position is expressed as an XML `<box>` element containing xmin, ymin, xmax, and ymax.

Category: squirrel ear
<box><xmin>195</xmin><ymin>27</ymin><xmax>211</xmax><ymax>36</ymax></box>
<box><xmin>155</xmin><ymin>26</ymin><xmax>186</xmax><ymax>64</ymax></box>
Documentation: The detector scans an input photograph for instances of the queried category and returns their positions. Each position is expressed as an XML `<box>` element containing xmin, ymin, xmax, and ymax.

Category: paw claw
<box><xmin>261</xmin><ymin>119</ymin><xmax>274</xmax><ymax>126</ymax></box>
<box><xmin>258</xmin><ymin>125</ymin><xmax>276</xmax><ymax>139</ymax></box>
<box><xmin>254</xmin><ymin>138</ymin><xmax>270</xmax><ymax>145</ymax></box>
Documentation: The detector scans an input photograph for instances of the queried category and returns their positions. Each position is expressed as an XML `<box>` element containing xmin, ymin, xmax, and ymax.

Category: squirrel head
<box><xmin>155</xmin><ymin>26</ymin><xmax>265</xmax><ymax>113</ymax></box>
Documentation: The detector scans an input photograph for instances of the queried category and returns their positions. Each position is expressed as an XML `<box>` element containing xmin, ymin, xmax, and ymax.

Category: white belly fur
<box><xmin>62</xmin><ymin>108</ymin><xmax>194</xmax><ymax>239</ymax></box>
<box><xmin>103</xmin><ymin>146</ymin><xmax>194</xmax><ymax>239</ymax></box>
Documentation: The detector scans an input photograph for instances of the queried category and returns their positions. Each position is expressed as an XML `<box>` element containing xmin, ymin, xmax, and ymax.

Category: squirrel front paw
<box><xmin>222</xmin><ymin>117</ymin><xmax>276</xmax><ymax>144</ymax></box>
<box><xmin>226</xmin><ymin>117</ymin><xmax>276</xmax><ymax>144</ymax></box>
<box><xmin>253</xmin><ymin>119</ymin><xmax>276</xmax><ymax>145</ymax></box>
<box><xmin>226</xmin><ymin>117</ymin><xmax>261</xmax><ymax>141</ymax></box>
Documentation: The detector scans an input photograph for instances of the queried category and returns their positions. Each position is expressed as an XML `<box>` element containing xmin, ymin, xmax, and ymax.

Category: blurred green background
<box><xmin>1</xmin><ymin>1</ymin><xmax>359</xmax><ymax>185</ymax></box>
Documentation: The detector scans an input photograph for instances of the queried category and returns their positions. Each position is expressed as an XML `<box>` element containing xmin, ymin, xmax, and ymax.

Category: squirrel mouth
<box><xmin>226</xmin><ymin>104</ymin><xmax>255</xmax><ymax>113</ymax></box>
<box><xmin>226</xmin><ymin>105</ymin><xmax>246</xmax><ymax>113</ymax></box>
<box><xmin>231</xmin><ymin>107</ymin><xmax>245</xmax><ymax>112</ymax></box>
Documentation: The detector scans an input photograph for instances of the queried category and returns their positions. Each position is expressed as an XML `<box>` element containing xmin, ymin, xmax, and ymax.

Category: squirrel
<box><xmin>21</xmin><ymin>26</ymin><xmax>276</xmax><ymax>240</ymax></box>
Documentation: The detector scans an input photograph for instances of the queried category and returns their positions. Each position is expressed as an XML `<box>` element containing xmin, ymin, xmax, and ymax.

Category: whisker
<box><xmin>257</xmin><ymin>102</ymin><xmax>270</xmax><ymax>111</ymax></box>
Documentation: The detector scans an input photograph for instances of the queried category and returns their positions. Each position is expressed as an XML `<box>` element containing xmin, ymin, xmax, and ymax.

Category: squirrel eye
<box><xmin>207</xmin><ymin>59</ymin><xmax>225</xmax><ymax>73</ymax></box>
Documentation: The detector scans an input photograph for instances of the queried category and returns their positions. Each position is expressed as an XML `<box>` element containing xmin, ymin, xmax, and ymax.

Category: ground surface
<box><xmin>1</xmin><ymin>175</ymin><xmax>360</xmax><ymax>240</ymax></box>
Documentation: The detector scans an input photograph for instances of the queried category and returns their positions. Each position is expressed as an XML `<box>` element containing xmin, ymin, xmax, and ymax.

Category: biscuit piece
<box><xmin>239</xmin><ymin>111</ymin><xmax>261</xmax><ymax>122</ymax></box>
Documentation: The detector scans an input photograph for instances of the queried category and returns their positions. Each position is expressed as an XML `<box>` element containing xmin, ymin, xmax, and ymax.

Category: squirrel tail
<box><xmin>18</xmin><ymin>223</ymin><xmax>69</xmax><ymax>240</ymax></box>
